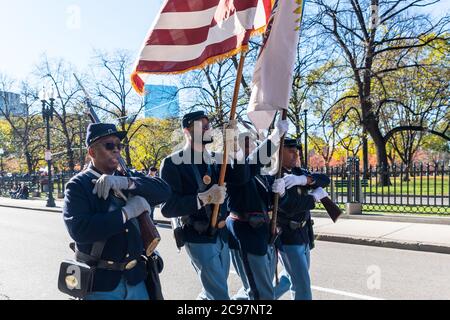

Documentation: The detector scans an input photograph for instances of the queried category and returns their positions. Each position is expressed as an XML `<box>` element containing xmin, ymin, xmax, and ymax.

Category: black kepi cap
<box><xmin>182</xmin><ymin>111</ymin><xmax>209</xmax><ymax>129</ymax></box>
<box><xmin>284</xmin><ymin>138</ymin><xmax>300</xmax><ymax>149</ymax></box>
<box><xmin>85</xmin><ymin>123</ymin><xmax>126</xmax><ymax>147</ymax></box>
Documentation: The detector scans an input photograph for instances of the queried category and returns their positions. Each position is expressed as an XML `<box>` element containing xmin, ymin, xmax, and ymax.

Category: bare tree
<box><xmin>36</xmin><ymin>56</ymin><xmax>82</xmax><ymax>172</ymax></box>
<box><xmin>91</xmin><ymin>50</ymin><xmax>145</xmax><ymax>167</ymax></box>
<box><xmin>0</xmin><ymin>76</ymin><xmax>45</xmax><ymax>174</ymax></box>
<box><xmin>309</xmin><ymin>0</ymin><xmax>449</xmax><ymax>184</ymax></box>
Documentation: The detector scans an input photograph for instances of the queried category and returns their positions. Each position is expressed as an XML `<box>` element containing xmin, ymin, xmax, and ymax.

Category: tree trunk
<box><xmin>294</xmin><ymin>113</ymin><xmax>305</xmax><ymax>167</ymax></box>
<box><xmin>124</xmin><ymin>137</ymin><xmax>132</xmax><ymax>168</ymax></box>
<box><xmin>25</xmin><ymin>150</ymin><xmax>33</xmax><ymax>175</ymax></box>
<box><xmin>66</xmin><ymin>142</ymin><xmax>75</xmax><ymax>172</ymax></box>
<box><xmin>365</xmin><ymin>115</ymin><xmax>391</xmax><ymax>186</ymax></box>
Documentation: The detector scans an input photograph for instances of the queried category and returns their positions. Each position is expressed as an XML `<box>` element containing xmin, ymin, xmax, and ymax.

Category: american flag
<box><xmin>132</xmin><ymin>0</ymin><xmax>273</xmax><ymax>95</ymax></box>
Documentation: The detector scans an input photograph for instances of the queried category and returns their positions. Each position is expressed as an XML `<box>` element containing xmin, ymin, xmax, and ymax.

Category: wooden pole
<box><xmin>210</xmin><ymin>51</ymin><xmax>247</xmax><ymax>229</ymax></box>
<box><xmin>270</xmin><ymin>109</ymin><xmax>288</xmax><ymax>244</ymax></box>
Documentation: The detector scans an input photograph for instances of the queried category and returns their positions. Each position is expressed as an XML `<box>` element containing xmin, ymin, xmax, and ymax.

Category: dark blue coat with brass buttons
<box><xmin>226</xmin><ymin>139</ymin><xmax>288</xmax><ymax>255</ymax></box>
<box><xmin>278</xmin><ymin>167</ymin><xmax>330</xmax><ymax>246</ymax></box>
<box><xmin>160</xmin><ymin>148</ymin><xmax>246</xmax><ymax>244</ymax></box>
<box><xmin>63</xmin><ymin>165</ymin><xmax>171</xmax><ymax>292</ymax></box>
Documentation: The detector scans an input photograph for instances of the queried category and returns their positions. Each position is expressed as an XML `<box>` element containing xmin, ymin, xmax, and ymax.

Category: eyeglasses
<box><xmin>101</xmin><ymin>142</ymin><xmax>125</xmax><ymax>151</ymax></box>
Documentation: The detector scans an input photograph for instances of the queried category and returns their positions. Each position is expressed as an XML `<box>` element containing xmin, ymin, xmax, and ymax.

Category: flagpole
<box><xmin>210</xmin><ymin>51</ymin><xmax>247</xmax><ymax>230</ymax></box>
<box><xmin>270</xmin><ymin>109</ymin><xmax>288</xmax><ymax>244</ymax></box>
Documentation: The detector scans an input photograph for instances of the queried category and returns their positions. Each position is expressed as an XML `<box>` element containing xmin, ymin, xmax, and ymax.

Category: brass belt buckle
<box><xmin>125</xmin><ymin>259</ymin><xmax>137</xmax><ymax>270</ymax></box>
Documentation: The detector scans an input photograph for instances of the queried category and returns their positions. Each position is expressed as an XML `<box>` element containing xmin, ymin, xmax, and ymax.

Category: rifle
<box><xmin>298</xmin><ymin>184</ymin><xmax>342</xmax><ymax>223</ymax></box>
<box><xmin>73</xmin><ymin>74</ymin><xmax>161</xmax><ymax>256</ymax></box>
<box><xmin>321</xmin><ymin>197</ymin><xmax>342</xmax><ymax>223</ymax></box>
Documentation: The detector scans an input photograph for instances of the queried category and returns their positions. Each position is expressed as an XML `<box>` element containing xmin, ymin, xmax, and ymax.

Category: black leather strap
<box><xmin>253</xmin><ymin>175</ymin><xmax>270</xmax><ymax>214</ymax></box>
<box><xmin>191</xmin><ymin>162</ymin><xmax>215</xmax><ymax>219</ymax></box>
<box><xmin>90</xmin><ymin>242</ymin><xmax>106</xmax><ymax>260</ymax></box>
<box><xmin>75</xmin><ymin>250</ymin><xmax>139</xmax><ymax>271</ymax></box>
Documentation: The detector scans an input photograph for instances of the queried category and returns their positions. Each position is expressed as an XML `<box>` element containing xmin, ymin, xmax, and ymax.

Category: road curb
<box><xmin>0</xmin><ymin>204</ymin><xmax>61</xmax><ymax>213</ymax></box>
<box><xmin>312</xmin><ymin>211</ymin><xmax>450</xmax><ymax>225</ymax></box>
<box><xmin>2</xmin><ymin>203</ymin><xmax>449</xmax><ymax>255</ymax></box>
<box><xmin>316</xmin><ymin>233</ymin><xmax>450</xmax><ymax>255</ymax></box>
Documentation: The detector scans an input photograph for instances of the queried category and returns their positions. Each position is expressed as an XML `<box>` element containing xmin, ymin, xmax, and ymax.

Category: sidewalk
<box><xmin>0</xmin><ymin>197</ymin><xmax>63</xmax><ymax>213</ymax></box>
<box><xmin>1</xmin><ymin>197</ymin><xmax>450</xmax><ymax>254</ymax></box>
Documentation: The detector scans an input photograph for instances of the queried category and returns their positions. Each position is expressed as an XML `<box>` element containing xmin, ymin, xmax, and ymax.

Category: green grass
<box><xmin>315</xmin><ymin>202</ymin><xmax>450</xmax><ymax>216</ymax></box>
<box><xmin>330</xmin><ymin>176</ymin><xmax>449</xmax><ymax>196</ymax></box>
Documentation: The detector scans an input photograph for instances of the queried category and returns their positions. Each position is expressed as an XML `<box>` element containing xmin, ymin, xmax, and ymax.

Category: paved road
<box><xmin>0</xmin><ymin>207</ymin><xmax>449</xmax><ymax>300</ymax></box>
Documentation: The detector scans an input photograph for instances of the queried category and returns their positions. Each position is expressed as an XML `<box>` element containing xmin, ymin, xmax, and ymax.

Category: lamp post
<box><xmin>40</xmin><ymin>86</ymin><xmax>56</xmax><ymax>208</ymax></box>
<box><xmin>303</xmin><ymin>108</ymin><xmax>308</xmax><ymax>169</ymax></box>
<box><xmin>0</xmin><ymin>148</ymin><xmax>4</xmax><ymax>174</ymax></box>
<box><xmin>78</xmin><ymin>113</ymin><xmax>85</xmax><ymax>171</ymax></box>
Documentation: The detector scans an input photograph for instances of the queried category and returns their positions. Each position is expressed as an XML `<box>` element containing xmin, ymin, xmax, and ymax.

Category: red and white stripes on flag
<box><xmin>247</xmin><ymin>0</ymin><xmax>306</xmax><ymax>130</ymax></box>
<box><xmin>132</xmin><ymin>0</ymin><xmax>274</xmax><ymax>95</ymax></box>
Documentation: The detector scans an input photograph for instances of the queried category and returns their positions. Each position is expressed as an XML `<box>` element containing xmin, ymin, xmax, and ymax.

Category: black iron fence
<box><xmin>311</xmin><ymin>158</ymin><xmax>450</xmax><ymax>215</ymax></box>
<box><xmin>0</xmin><ymin>172</ymin><xmax>77</xmax><ymax>199</ymax></box>
<box><xmin>1</xmin><ymin>160</ymin><xmax>449</xmax><ymax>215</ymax></box>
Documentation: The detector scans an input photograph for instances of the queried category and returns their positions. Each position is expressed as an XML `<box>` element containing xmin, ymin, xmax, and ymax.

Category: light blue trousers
<box><xmin>230</xmin><ymin>248</ymin><xmax>251</xmax><ymax>300</ymax></box>
<box><xmin>274</xmin><ymin>244</ymin><xmax>312</xmax><ymax>300</ymax></box>
<box><xmin>230</xmin><ymin>246</ymin><xmax>276</xmax><ymax>300</ymax></box>
<box><xmin>84</xmin><ymin>278</ymin><xmax>149</xmax><ymax>300</ymax></box>
<box><xmin>184</xmin><ymin>237</ymin><xmax>231</xmax><ymax>300</ymax></box>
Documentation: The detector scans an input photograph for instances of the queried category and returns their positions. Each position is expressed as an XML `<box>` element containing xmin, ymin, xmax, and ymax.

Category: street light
<box><xmin>303</xmin><ymin>108</ymin><xmax>308</xmax><ymax>169</ymax></box>
<box><xmin>39</xmin><ymin>86</ymin><xmax>56</xmax><ymax>208</ymax></box>
<box><xmin>0</xmin><ymin>148</ymin><xmax>4</xmax><ymax>174</ymax></box>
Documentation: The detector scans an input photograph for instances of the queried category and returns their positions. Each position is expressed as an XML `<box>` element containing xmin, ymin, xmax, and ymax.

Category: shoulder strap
<box><xmin>191</xmin><ymin>164</ymin><xmax>205</xmax><ymax>192</ymax></box>
<box><xmin>253</xmin><ymin>175</ymin><xmax>269</xmax><ymax>213</ymax></box>
<box><xmin>80</xmin><ymin>168</ymin><xmax>107</xmax><ymax>259</ymax></box>
<box><xmin>90</xmin><ymin>242</ymin><xmax>106</xmax><ymax>259</ymax></box>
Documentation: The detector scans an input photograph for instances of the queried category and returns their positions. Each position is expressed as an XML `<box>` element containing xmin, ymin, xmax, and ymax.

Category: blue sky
<box><xmin>0</xmin><ymin>0</ymin><xmax>448</xmax><ymax>82</ymax></box>
<box><xmin>0</xmin><ymin>0</ymin><xmax>163</xmax><ymax>80</ymax></box>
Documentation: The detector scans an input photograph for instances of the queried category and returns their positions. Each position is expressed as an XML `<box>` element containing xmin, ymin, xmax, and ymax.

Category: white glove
<box><xmin>92</xmin><ymin>175</ymin><xmax>130</xmax><ymax>200</ymax></box>
<box><xmin>310</xmin><ymin>187</ymin><xmax>329</xmax><ymax>202</ymax></box>
<box><xmin>283</xmin><ymin>174</ymin><xmax>308</xmax><ymax>190</ymax></box>
<box><xmin>268</xmin><ymin>120</ymin><xmax>289</xmax><ymax>144</ymax></box>
<box><xmin>272</xmin><ymin>178</ymin><xmax>286</xmax><ymax>197</ymax></box>
<box><xmin>198</xmin><ymin>184</ymin><xmax>227</xmax><ymax>206</ymax></box>
<box><xmin>122</xmin><ymin>196</ymin><xmax>151</xmax><ymax>221</ymax></box>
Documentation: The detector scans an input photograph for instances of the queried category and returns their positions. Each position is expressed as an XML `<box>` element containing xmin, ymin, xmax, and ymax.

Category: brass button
<box><xmin>125</xmin><ymin>260</ymin><xmax>137</xmax><ymax>270</ymax></box>
<box><xmin>65</xmin><ymin>275</ymin><xmax>79</xmax><ymax>290</ymax></box>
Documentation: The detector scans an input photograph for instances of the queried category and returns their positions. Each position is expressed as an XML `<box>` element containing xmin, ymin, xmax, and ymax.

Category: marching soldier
<box><xmin>274</xmin><ymin>138</ymin><xmax>330</xmax><ymax>300</ymax></box>
<box><xmin>226</xmin><ymin>120</ymin><xmax>289</xmax><ymax>300</ymax></box>
<box><xmin>63</xmin><ymin>123</ymin><xmax>171</xmax><ymax>300</ymax></box>
<box><xmin>160</xmin><ymin>111</ymin><xmax>244</xmax><ymax>300</ymax></box>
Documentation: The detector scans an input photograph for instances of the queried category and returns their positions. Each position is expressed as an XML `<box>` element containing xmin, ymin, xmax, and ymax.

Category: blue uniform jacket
<box><xmin>226</xmin><ymin>139</ymin><xmax>290</xmax><ymax>255</ymax></box>
<box><xmin>160</xmin><ymin>148</ymin><xmax>245</xmax><ymax>244</ymax></box>
<box><xmin>63</xmin><ymin>164</ymin><xmax>171</xmax><ymax>292</ymax></box>
<box><xmin>278</xmin><ymin>167</ymin><xmax>330</xmax><ymax>246</ymax></box>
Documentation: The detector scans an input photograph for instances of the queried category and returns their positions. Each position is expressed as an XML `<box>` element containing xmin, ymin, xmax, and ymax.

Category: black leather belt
<box><xmin>183</xmin><ymin>217</ymin><xmax>226</xmax><ymax>234</ymax></box>
<box><xmin>230</xmin><ymin>212</ymin><xmax>270</xmax><ymax>229</ymax></box>
<box><xmin>278</xmin><ymin>216</ymin><xmax>308</xmax><ymax>230</ymax></box>
<box><xmin>230</xmin><ymin>211</ymin><xmax>269</xmax><ymax>222</ymax></box>
<box><xmin>75</xmin><ymin>251</ymin><xmax>139</xmax><ymax>271</ymax></box>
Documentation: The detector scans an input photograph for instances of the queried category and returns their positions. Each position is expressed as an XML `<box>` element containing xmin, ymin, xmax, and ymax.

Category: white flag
<box><xmin>247</xmin><ymin>0</ymin><xmax>305</xmax><ymax>130</ymax></box>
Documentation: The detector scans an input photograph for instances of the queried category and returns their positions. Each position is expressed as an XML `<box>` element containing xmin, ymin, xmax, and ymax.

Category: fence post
<box><xmin>346</xmin><ymin>157</ymin><xmax>362</xmax><ymax>215</ymax></box>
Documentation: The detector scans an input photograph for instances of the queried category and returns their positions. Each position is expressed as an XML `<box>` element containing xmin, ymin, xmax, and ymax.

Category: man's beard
<box><xmin>202</xmin><ymin>131</ymin><xmax>214</xmax><ymax>145</ymax></box>
<box><xmin>202</xmin><ymin>137</ymin><xmax>214</xmax><ymax>145</ymax></box>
